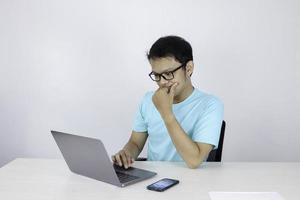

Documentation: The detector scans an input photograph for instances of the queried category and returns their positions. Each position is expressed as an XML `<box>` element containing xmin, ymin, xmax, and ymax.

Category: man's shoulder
<box><xmin>138</xmin><ymin>91</ymin><xmax>155</xmax><ymax>109</ymax></box>
<box><xmin>193</xmin><ymin>89</ymin><xmax>223</xmax><ymax>108</ymax></box>
<box><xmin>144</xmin><ymin>91</ymin><xmax>155</xmax><ymax>98</ymax></box>
<box><xmin>140</xmin><ymin>91</ymin><xmax>155</xmax><ymax>102</ymax></box>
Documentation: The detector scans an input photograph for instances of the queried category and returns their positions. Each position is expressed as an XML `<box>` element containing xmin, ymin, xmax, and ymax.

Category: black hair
<box><xmin>147</xmin><ymin>35</ymin><xmax>193</xmax><ymax>65</ymax></box>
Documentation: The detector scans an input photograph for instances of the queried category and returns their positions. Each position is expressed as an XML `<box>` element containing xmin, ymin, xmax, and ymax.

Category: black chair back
<box><xmin>206</xmin><ymin>120</ymin><xmax>226</xmax><ymax>162</ymax></box>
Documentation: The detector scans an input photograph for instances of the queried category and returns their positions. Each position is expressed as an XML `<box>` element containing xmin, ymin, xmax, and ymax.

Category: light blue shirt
<box><xmin>132</xmin><ymin>88</ymin><xmax>224</xmax><ymax>161</ymax></box>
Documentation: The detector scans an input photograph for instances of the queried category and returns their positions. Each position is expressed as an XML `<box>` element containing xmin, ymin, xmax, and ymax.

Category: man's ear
<box><xmin>185</xmin><ymin>61</ymin><xmax>194</xmax><ymax>77</ymax></box>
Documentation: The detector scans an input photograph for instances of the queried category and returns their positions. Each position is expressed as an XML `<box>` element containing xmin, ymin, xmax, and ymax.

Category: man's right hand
<box><xmin>111</xmin><ymin>149</ymin><xmax>134</xmax><ymax>169</ymax></box>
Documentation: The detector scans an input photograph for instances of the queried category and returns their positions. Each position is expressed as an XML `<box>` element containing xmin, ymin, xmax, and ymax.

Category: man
<box><xmin>112</xmin><ymin>36</ymin><xmax>224</xmax><ymax>169</ymax></box>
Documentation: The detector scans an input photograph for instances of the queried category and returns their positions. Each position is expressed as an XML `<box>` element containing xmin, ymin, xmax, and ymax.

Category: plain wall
<box><xmin>1</xmin><ymin>0</ymin><xmax>299</xmax><ymax>167</ymax></box>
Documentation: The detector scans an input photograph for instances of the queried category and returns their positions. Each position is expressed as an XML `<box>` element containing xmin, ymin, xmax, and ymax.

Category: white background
<box><xmin>1</xmin><ymin>0</ymin><xmax>299</xmax><ymax>167</ymax></box>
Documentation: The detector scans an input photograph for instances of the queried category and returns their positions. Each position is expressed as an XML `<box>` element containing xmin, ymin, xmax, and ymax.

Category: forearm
<box><xmin>163</xmin><ymin>114</ymin><xmax>202</xmax><ymax>168</ymax></box>
<box><xmin>123</xmin><ymin>141</ymin><xmax>142</xmax><ymax>159</ymax></box>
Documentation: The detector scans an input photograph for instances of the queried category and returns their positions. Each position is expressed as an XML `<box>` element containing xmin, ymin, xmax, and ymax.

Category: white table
<box><xmin>0</xmin><ymin>158</ymin><xmax>299</xmax><ymax>200</ymax></box>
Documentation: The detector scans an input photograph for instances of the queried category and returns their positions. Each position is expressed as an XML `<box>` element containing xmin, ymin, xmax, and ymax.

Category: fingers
<box><xmin>111</xmin><ymin>155</ymin><xmax>120</xmax><ymax>166</ymax></box>
<box><xmin>165</xmin><ymin>82</ymin><xmax>174</xmax><ymax>88</ymax></box>
<box><xmin>158</xmin><ymin>86</ymin><xmax>170</xmax><ymax>94</ymax></box>
<box><xmin>114</xmin><ymin>153</ymin><xmax>123</xmax><ymax>167</ymax></box>
<box><xmin>119</xmin><ymin>150</ymin><xmax>129</xmax><ymax>168</ymax></box>
<box><xmin>111</xmin><ymin>155</ymin><xmax>116</xmax><ymax>163</ymax></box>
<box><xmin>124</xmin><ymin>151</ymin><xmax>134</xmax><ymax>166</ymax></box>
<box><xmin>112</xmin><ymin>150</ymin><xmax>134</xmax><ymax>169</ymax></box>
<box><xmin>159</xmin><ymin>82</ymin><xmax>178</xmax><ymax>94</ymax></box>
<box><xmin>169</xmin><ymin>82</ymin><xmax>178</xmax><ymax>95</ymax></box>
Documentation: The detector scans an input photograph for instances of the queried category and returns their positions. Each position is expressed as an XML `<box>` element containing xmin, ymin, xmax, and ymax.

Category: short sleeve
<box><xmin>132</xmin><ymin>93</ymin><xmax>149</xmax><ymax>133</ymax></box>
<box><xmin>192</xmin><ymin>97</ymin><xmax>224</xmax><ymax>149</ymax></box>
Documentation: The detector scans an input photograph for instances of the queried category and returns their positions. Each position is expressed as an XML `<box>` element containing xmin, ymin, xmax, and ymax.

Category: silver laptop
<box><xmin>51</xmin><ymin>130</ymin><xmax>157</xmax><ymax>187</ymax></box>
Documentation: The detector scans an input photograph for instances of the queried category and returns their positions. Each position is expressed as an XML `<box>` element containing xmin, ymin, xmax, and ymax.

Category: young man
<box><xmin>112</xmin><ymin>36</ymin><xmax>224</xmax><ymax>169</ymax></box>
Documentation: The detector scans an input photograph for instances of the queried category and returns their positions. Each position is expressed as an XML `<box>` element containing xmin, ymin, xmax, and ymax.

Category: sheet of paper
<box><xmin>209</xmin><ymin>192</ymin><xmax>285</xmax><ymax>200</ymax></box>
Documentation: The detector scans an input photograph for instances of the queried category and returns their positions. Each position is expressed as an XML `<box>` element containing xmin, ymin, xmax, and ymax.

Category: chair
<box><xmin>136</xmin><ymin>120</ymin><xmax>226</xmax><ymax>162</ymax></box>
<box><xmin>206</xmin><ymin>120</ymin><xmax>226</xmax><ymax>162</ymax></box>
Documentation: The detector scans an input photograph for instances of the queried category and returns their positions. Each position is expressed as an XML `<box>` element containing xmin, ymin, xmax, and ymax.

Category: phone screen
<box><xmin>147</xmin><ymin>178</ymin><xmax>179</xmax><ymax>192</ymax></box>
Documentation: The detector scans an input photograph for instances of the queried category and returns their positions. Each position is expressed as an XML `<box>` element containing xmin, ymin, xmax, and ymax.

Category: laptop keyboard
<box><xmin>116</xmin><ymin>171</ymin><xmax>139</xmax><ymax>183</ymax></box>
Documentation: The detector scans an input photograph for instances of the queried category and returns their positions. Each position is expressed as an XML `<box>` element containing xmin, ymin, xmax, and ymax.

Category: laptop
<box><xmin>51</xmin><ymin>130</ymin><xmax>157</xmax><ymax>187</ymax></box>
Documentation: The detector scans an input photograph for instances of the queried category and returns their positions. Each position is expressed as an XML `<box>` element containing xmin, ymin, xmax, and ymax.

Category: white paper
<box><xmin>209</xmin><ymin>192</ymin><xmax>285</xmax><ymax>200</ymax></box>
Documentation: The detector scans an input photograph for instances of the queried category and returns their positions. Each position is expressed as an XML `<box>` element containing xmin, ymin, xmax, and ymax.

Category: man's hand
<box><xmin>152</xmin><ymin>82</ymin><xmax>179</xmax><ymax>118</ymax></box>
<box><xmin>111</xmin><ymin>149</ymin><xmax>134</xmax><ymax>169</ymax></box>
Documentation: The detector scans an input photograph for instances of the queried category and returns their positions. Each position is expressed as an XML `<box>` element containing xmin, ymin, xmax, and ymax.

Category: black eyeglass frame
<box><xmin>148</xmin><ymin>63</ymin><xmax>186</xmax><ymax>82</ymax></box>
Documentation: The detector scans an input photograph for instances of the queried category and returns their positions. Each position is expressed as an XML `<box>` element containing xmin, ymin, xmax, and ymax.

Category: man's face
<box><xmin>149</xmin><ymin>57</ymin><xmax>189</xmax><ymax>97</ymax></box>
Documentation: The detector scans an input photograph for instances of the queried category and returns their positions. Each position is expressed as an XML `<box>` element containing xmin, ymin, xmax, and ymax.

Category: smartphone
<box><xmin>147</xmin><ymin>178</ymin><xmax>179</xmax><ymax>192</ymax></box>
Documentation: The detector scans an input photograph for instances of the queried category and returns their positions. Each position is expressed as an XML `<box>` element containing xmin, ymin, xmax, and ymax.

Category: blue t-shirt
<box><xmin>132</xmin><ymin>88</ymin><xmax>224</xmax><ymax>161</ymax></box>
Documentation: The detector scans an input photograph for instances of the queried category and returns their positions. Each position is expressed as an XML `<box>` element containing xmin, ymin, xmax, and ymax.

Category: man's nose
<box><xmin>158</xmin><ymin>76</ymin><xmax>169</xmax><ymax>86</ymax></box>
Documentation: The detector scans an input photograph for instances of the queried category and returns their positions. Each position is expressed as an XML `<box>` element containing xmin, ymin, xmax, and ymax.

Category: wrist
<box><xmin>162</xmin><ymin>112</ymin><xmax>176</xmax><ymax>124</ymax></box>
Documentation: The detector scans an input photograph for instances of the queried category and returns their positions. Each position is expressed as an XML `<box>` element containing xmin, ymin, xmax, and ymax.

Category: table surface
<box><xmin>0</xmin><ymin>158</ymin><xmax>299</xmax><ymax>200</ymax></box>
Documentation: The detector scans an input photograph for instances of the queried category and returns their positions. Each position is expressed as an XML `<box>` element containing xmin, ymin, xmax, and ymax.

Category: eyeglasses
<box><xmin>148</xmin><ymin>63</ymin><xmax>186</xmax><ymax>82</ymax></box>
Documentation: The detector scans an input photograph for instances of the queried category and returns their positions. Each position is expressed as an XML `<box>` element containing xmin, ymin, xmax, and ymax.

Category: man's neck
<box><xmin>173</xmin><ymin>84</ymin><xmax>194</xmax><ymax>104</ymax></box>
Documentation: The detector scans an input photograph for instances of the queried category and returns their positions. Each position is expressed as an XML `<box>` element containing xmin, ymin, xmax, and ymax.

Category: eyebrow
<box><xmin>152</xmin><ymin>67</ymin><xmax>175</xmax><ymax>74</ymax></box>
